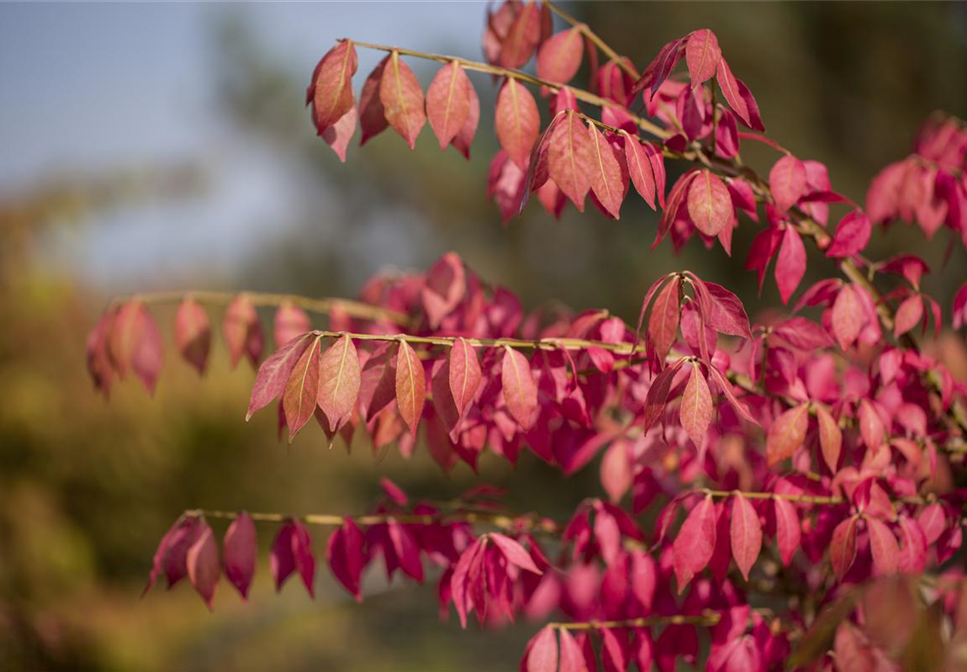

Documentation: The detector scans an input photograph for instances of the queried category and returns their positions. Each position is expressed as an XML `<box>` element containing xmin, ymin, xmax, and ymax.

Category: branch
<box><xmin>302</xmin><ymin>329</ymin><xmax>648</xmax><ymax>356</ymax></box>
<box><xmin>548</xmin><ymin>610</ymin><xmax>722</xmax><ymax>630</ymax></box>
<box><xmin>349</xmin><ymin>40</ymin><xmax>668</xmax><ymax>141</ymax></box>
<box><xmin>117</xmin><ymin>289</ymin><xmax>410</xmax><ymax>326</ymax></box>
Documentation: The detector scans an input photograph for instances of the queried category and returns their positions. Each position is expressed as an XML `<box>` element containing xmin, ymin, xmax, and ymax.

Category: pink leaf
<box><xmin>893</xmin><ymin>295</ymin><xmax>923</xmax><ymax>338</ymax></box>
<box><xmin>685</xmin><ymin>29</ymin><xmax>721</xmax><ymax>85</ymax></box>
<box><xmin>647</xmin><ymin>275</ymin><xmax>681</xmax><ymax>361</ymax></box>
<box><xmin>866</xmin><ymin>517</ymin><xmax>899</xmax><ymax>576</ymax></box>
<box><xmin>379</xmin><ymin>51</ymin><xmax>426</xmax><ymax>149</ymax></box>
<box><xmin>223</xmin><ymin>293</ymin><xmax>264</xmax><ymax>370</ymax></box>
<box><xmin>547</xmin><ymin>111</ymin><xmax>595</xmax><ymax>211</ymax></box>
<box><xmin>317</xmin><ymin>334</ymin><xmax>362</xmax><ymax>432</ymax></box>
<box><xmin>421</xmin><ymin>252</ymin><xmax>466</xmax><ymax>328</ymax></box>
<box><xmin>490</xmin><ymin>533</ymin><xmax>543</xmax><ymax>575</ymax></box>
<box><xmin>502</xmin><ymin>346</ymin><xmax>538</xmax><ymax>430</ymax></box>
<box><xmin>187</xmin><ymin>522</ymin><xmax>220</xmax><ymax>610</ymax></box>
<box><xmin>766</xmin><ymin>403</ymin><xmax>808</xmax><ymax>466</ymax></box>
<box><xmin>672</xmin><ymin>495</ymin><xmax>716</xmax><ymax>591</ymax></box>
<box><xmin>246</xmin><ymin>333</ymin><xmax>314</xmax><ymax>420</ymax></box>
<box><xmin>426</xmin><ymin>62</ymin><xmax>472</xmax><ymax>150</ymax></box>
<box><xmin>536</xmin><ymin>27</ymin><xmax>583</xmax><ymax>85</ymax></box>
<box><xmin>174</xmin><ymin>297</ymin><xmax>211</xmax><ymax>375</ymax></box>
<box><xmin>831</xmin><ymin>284</ymin><xmax>863</xmax><ymax>350</ymax></box>
<box><xmin>451</xmin><ymin>77</ymin><xmax>480</xmax><ymax>159</ymax></box>
<box><xmin>730</xmin><ymin>492</ymin><xmax>762</xmax><ymax>581</ymax></box>
<box><xmin>526</xmin><ymin>626</ymin><xmax>559</xmax><ymax>672</ymax></box>
<box><xmin>110</xmin><ymin>300</ymin><xmax>164</xmax><ymax>394</ymax></box>
<box><xmin>827</xmin><ymin>210</ymin><xmax>872</xmax><ymax>258</ymax></box>
<box><xmin>830</xmin><ymin>516</ymin><xmax>858</xmax><ymax>580</ymax></box>
<box><xmin>321</xmin><ymin>106</ymin><xmax>357</xmax><ymax>162</ymax></box>
<box><xmin>271</xmin><ymin>521</ymin><xmax>315</xmax><ymax>597</ymax></box>
<box><xmin>680</xmin><ymin>364</ymin><xmax>713</xmax><ymax>448</ymax></box>
<box><xmin>359</xmin><ymin>57</ymin><xmax>389</xmax><ymax>145</ymax></box>
<box><xmin>775</xmin><ymin>226</ymin><xmax>806</xmax><ymax>304</ymax></box>
<box><xmin>309</xmin><ymin>40</ymin><xmax>358</xmax><ymax>132</ymax></box>
<box><xmin>273</xmin><ymin>302</ymin><xmax>311</xmax><ymax>348</ymax></box>
<box><xmin>622</xmin><ymin>132</ymin><xmax>657</xmax><ymax>210</ymax></box>
<box><xmin>395</xmin><ymin>340</ymin><xmax>427</xmax><ymax>437</ymax></box>
<box><xmin>496</xmin><ymin>78</ymin><xmax>540</xmax><ymax>169</ymax></box>
<box><xmin>282</xmin><ymin>335</ymin><xmax>322</xmax><ymax>440</ymax></box>
<box><xmin>587</xmin><ymin>124</ymin><xmax>625</xmax><ymax>219</ymax></box>
<box><xmin>773</xmin><ymin>497</ymin><xmax>800</xmax><ymax>566</ymax></box>
<box><xmin>769</xmin><ymin>154</ymin><xmax>808</xmax><ymax>214</ymax></box>
<box><xmin>449</xmin><ymin>337</ymin><xmax>482</xmax><ymax>417</ymax></box>
<box><xmin>559</xmin><ymin>628</ymin><xmax>589</xmax><ymax>672</ymax></box>
<box><xmin>687</xmin><ymin>169</ymin><xmax>732</xmax><ymax>237</ymax></box>
<box><xmin>223</xmin><ymin>512</ymin><xmax>257</xmax><ymax>600</ymax></box>
<box><xmin>816</xmin><ymin>403</ymin><xmax>842</xmax><ymax>472</ymax></box>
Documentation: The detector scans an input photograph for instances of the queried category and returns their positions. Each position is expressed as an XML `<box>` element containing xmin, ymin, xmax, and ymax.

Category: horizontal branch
<box><xmin>548</xmin><ymin>609</ymin><xmax>722</xmax><ymax>630</ymax></box>
<box><xmin>117</xmin><ymin>289</ymin><xmax>410</xmax><ymax>326</ymax></box>
<box><xmin>186</xmin><ymin>507</ymin><xmax>560</xmax><ymax>535</ymax></box>
<box><xmin>305</xmin><ymin>329</ymin><xmax>647</xmax><ymax>356</ymax></box>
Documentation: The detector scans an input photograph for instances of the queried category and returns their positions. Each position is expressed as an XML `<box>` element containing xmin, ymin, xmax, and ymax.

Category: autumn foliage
<box><xmin>87</xmin><ymin>2</ymin><xmax>967</xmax><ymax>671</ymax></box>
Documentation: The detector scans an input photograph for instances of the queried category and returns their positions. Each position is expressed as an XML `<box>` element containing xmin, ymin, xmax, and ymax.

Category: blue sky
<box><xmin>0</xmin><ymin>2</ymin><xmax>489</xmax><ymax>287</ymax></box>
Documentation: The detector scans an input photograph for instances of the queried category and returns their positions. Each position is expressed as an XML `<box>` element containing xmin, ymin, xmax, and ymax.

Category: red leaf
<box><xmin>775</xmin><ymin>226</ymin><xmax>806</xmax><ymax>304</ymax></box>
<box><xmin>223</xmin><ymin>293</ymin><xmax>264</xmax><ymax>370</ymax></box>
<box><xmin>634</xmin><ymin>37</ymin><xmax>685</xmax><ymax>97</ymax></box>
<box><xmin>587</xmin><ymin>124</ymin><xmax>625</xmax><ymax>218</ymax></box>
<box><xmin>730</xmin><ymin>493</ymin><xmax>762</xmax><ymax>581</ymax></box>
<box><xmin>715</xmin><ymin>58</ymin><xmax>748</xmax><ymax>129</ymax></box>
<box><xmin>489</xmin><ymin>533</ymin><xmax>543</xmax><ymax>574</ymax></box>
<box><xmin>766</xmin><ymin>403</ymin><xmax>808</xmax><ymax>466</ymax></box>
<box><xmin>317</xmin><ymin>334</ymin><xmax>362</xmax><ymax>432</ymax></box>
<box><xmin>816</xmin><ymin>403</ymin><xmax>842</xmax><ymax>472</ymax></box>
<box><xmin>866</xmin><ymin>517</ymin><xmax>899</xmax><ymax>576</ymax></box>
<box><xmin>773</xmin><ymin>497</ymin><xmax>800</xmax><ymax>566</ymax></box>
<box><xmin>86</xmin><ymin>309</ymin><xmax>116</xmax><ymax>398</ymax></box>
<box><xmin>687</xmin><ymin>169</ymin><xmax>732</xmax><ymax>237</ymax></box>
<box><xmin>379</xmin><ymin>51</ymin><xmax>426</xmax><ymax>149</ymax></box>
<box><xmin>359</xmin><ymin>57</ymin><xmax>389</xmax><ymax>145</ymax></box>
<box><xmin>547</xmin><ymin>111</ymin><xmax>595</xmax><ymax>211</ymax></box>
<box><xmin>832</xmin><ymin>284</ymin><xmax>863</xmax><ymax>350</ymax></box>
<box><xmin>622</xmin><ymin>132</ymin><xmax>657</xmax><ymax>210</ymax></box>
<box><xmin>680</xmin><ymin>364</ymin><xmax>713</xmax><ymax>448</ymax></box>
<box><xmin>426</xmin><ymin>62</ymin><xmax>472</xmax><ymax>150</ymax></box>
<box><xmin>496</xmin><ymin>79</ymin><xmax>541</xmax><ymax>169</ymax></box>
<box><xmin>174</xmin><ymin>297</ymin><xmax>211</xmax><ymax>375</ymax></box>
<box><xmin>395</xmin><ymin>340</ymin><xmax>427</xmax><ymax>437</ymax></box>
<box><xmin>672</xmin><ymin>495</ymin><xmax>716</xmax><ymax>591</ymax></box>
<box><xmin>830</xmin><ymin>516</ymin><xmax>858</xmax><ymax>580</ymax></box>
<box><xmin>893</xmin><ymin>294</ymin><xmax>923</xmax><ymax>338</ymax></box>
<box><xmin>769</xmin><ymin>154</ymin><xmax>808</xmax><ymax>214</ymax></box>
<box><xmin>827</xmin><ymin>210</ymin><xmax>872</xmax><ymax>258</ymax></box>
<box><xmin>685</xmin><ymin>29</ymin><xmax>721</xmax><ymax>85</ymax></box>
<box><xmin>502</xmin><ymin>346</ymin><xmax>538</xmax><ymax>430</ymax></box>
<box><xmin>273</xmin><ymin>302</ymin><xmax>311</xmax><ymax>348</ymax></box>
<box><xmin>601</xmin><ymin>627</ymin><xmax>627</xmax><ymax>672</ymax></box>
<box><xmin>223</xmin><ymin>512</ymin><xmax>257</xmax><ymax>600</ymax></box>
<box><xmin>536</xmin><ymin>27</ymin><xmax>583</xmax><ymax>84</ymax></box>
<box><xmin>309</xmin><ymin>40</ymin><xmax>358</xmax><ymax>132</ymax></box>
<box><xmin>246</xmin><ymin>333</ymin><xmax>315</xmax><ymax>420</ymax></box>
<box><xmin>647</xmin><ymin>275</ymin><xmax>680</xmax><ymax>361</ymax></box>
<box><xmin>326</xmin><ymin>517</ymin><xmax>365</xmax><ymax>601</ymax></box>
<box><xmin>449</xmin><ymin>337</ymin><xmax>482</xmax><ymax>417</ymax></box>
<box><xmin>143</xmin><ymin>517</ymin><xmax>192</xmax><ymax>597</ymax></box>
<box><xmin>270</xmin><ymin>521</ymin><xmax>315</xmax><ymax>597</ymax></box>
<box><xmin>642</xmin><ymin>360</ymin><xmax>683</xmax><ymax>431</ymax></box>
<box><xmin>282</xmin><ymin>335</ymin><xmax>322</xmax><ymax>440</ymax></box>
<box><xmin>526</xmin><ymin>626</ymin><xmax>559</xmax><ymax>672</ymax></box>
<box><xmin>187</xmin><ymin>522</ymin><xmax>220</xmax><ymax>610</ymax></box>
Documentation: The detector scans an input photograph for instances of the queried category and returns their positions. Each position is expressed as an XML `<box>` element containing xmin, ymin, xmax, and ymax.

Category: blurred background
<box><xmin>1</xmin><ymin>2</ymin><xmax>966</xmax><ymax>670</ymax></box>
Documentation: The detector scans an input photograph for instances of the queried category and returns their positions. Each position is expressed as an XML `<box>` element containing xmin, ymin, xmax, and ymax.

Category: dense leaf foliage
<box><xmin>87</xmin><ymin>2</ymin><xmax>967</xmax><ymax>670</ymax></box>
